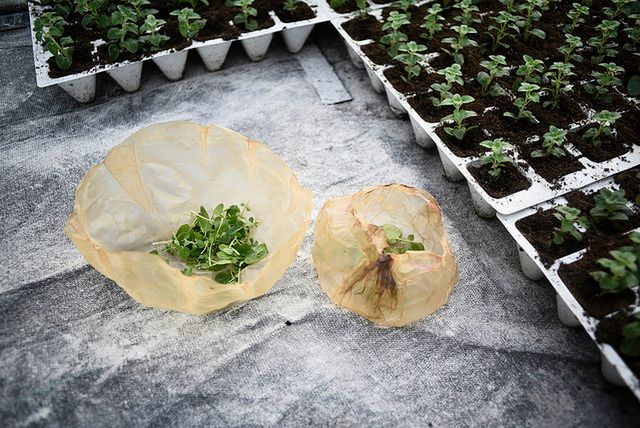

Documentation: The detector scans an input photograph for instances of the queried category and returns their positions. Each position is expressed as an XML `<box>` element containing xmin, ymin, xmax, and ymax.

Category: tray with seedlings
<box><xmin>332</xmin><ymin>0</ymin><xmax>640</xmax><ymax>217</ymax></box>
<box><xmin>28</xmin><ymin>0</ymin><xmax>335</xmax><ymax>102</ymax></box>
<box><xmin>497</xmin><ymin>166</ymin><xmax>640</xmax><ymax>399</ymax></box>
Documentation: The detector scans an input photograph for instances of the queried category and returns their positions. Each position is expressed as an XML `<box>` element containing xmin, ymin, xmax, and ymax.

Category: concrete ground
<box><xmin>1</xmin><ymin>23</ymin><xmax>639</xmax><ymax>426</ymax></box>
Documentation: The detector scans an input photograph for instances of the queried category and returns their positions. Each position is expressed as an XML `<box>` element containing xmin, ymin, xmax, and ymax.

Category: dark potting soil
<box><xmin>468</xmin><ymin>162</ymin><xmax>531</xmax><ymax>198</ymax></box>
<box><xmin>521</xmin><ymin>143</ymin><xmax>585</xmax><ymax>183</ymax></box>
<box><xmin>342</xmin><ymin>15</ymin><xmax>382</xmax><ymax>41</ymax></box>
<box><xmin>558</xmin><ymin>235</ymin><xmax>637</xmax><ymax>319</ymax></box>
<box><xmin>596</xmin><ymin>312</ymin><xmax>640</xmax><ymax>379</ymax></box>
<box><xmin>435</xmin><ymin>116</ymin><xmax>490</xmax><ymax>158</ymax></box>
<box><xmin>275</xmin><ymin>2</ymin><xmax>316</xmax><ymax>23</ymax></box>
<box><xmin>328</xmin><ymin>0</ymin><xmax>359</xmax><ymax>14</ymax></box>
<box><xmin>361</xmin><ymin>42</ymin><xmax>393</xmax><ymax>66</ymax></box>
<box><xmin>383</xmin><ymin>67</ymin><xmax>442</xmax><ymax>97</ymax></box>
<box><xmin>614</xmin><ymin>168</ymin><xmax>640</xmax><ymax>201</ymax></box>
<box><xmin>568</xmin><ymin>128</ymin><xmax>631</xmax><ymax>163</ymax></box>
<box><xmin>564</xmin><ymin>188</ymin><xmax>640</xmax><ymax>237</ymax></box>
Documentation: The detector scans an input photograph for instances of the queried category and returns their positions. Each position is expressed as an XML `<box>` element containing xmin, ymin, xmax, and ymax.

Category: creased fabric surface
<box><xmin>1</xmin><ymin>25</ymin><xmax>639</xmax><ymax>426</ymax></box>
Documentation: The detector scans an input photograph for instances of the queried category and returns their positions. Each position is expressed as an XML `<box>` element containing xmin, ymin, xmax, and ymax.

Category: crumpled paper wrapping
<box><xmin>65</xmin><ymin>121</ymin><xmax>312</xmax><ymax>314</ymax></box>
<box><xmin>312</xmin><ymin>184</ymin><xmax>458</xmax><ymax>327</ymax></box>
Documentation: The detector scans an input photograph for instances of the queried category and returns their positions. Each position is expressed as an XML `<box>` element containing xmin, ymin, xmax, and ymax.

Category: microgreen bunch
<box><xmin>531</xmin><ymin>125</ymin><xmax>568</xmax><ymax>158</ymax></box>
<box><xmin>582</xmin><ymin>110</ymin><xmax>621</xmax><ymax>147</ymax></box>
<box><xmin>231</xmin><ymin>0</ymin><xmax>259</xmax><ymax>32</ymax></box>
<box><xmin>590</xmin><ymin>188</ymin><xmax>632</xmax><ymax>222</ymax></box>
<box><xmin>584</xmin><ymin>63</ymin><xmax>625</xmax><ymax>104</ymax></box>
<box><xmin>442</xmin><ymin>24</ymin><xmax>478</xmax><ymax>65</ymax></box>
<box><xmin>431</xmin><ymin>63</ymin><xmax>463</xmax><ymax>107</ymax></box>
<box><xmin>441</xmin><ymin>94</ymin><xmax>477</xmax><ymax>140</ymax></box>
<box><xmin>107</xmin><ymin>5</ymin><xmax>140</xmax><ymax>62</ymax></box>
<box><xmin>621</xmin><ymin>313</ymin><xmax>640</xmax><ymax>357</ymax></box>
<box><xmin>33</xmin><ymin>12</ymin><xmax>74</xmax><ymax>70</ymax></box>
<box><xmin>139</xmin><ymin>14</ymin><xmax>169</xmax><ymax>50</ymax></box>
<box><xmin>170</xmin><ymin>8</ymin><xmax>206</xmax><ymax>40</ymax></box>
<box><xmin>515</xmin><ymin>54</ymin><xmax>544</xmax><ymax>87</ymax></box>
<box><xmin>74</xmin><ymin>0</ymin><xmax>111</xmax><ymax>29</ymax></box>
<box><xmin>380</xmin><ymin>11</ymin><xmax>410</xmax><ymax>57</ymax></box>
<box><xmin>479</xmin><ymin>138</ymin><xmax>514</xmax><ymax>180</ymax></box>
<box><xmin>180</xmin><ymin>0</ymin><xmax>210</xmax><ymax>9</ymax></box>
<box><xmin>153</xmin><ymin>204</ymin><xmax>269</xmax><ymax>284</ymax></box>
<box><xmin>454</xmin><ymin>0</ymin><xmax>480</xmax><ymax>26</ymax></box>
<box><xmin>477</xmin><ymin>54</ymin><xmax>508</xmax><ymax>96</ymax></box>
<box><xmin>589</xmin><ymin>232</ymin><xmax>640</xmax><ymax>294</ymax></box>
<box><xmin>589</xmin><ymin>19</ymin><xmax>620</xmax><ymax>64</ymax></box>
<box><xmin>565</xmin><ymin>2</ymin><xmax>589</xmax><ymax>33</ymax></box>
<box><xmin>487</xmin><ymin>11</ymin><xmax>520</xmax><ymax>53</ymax></box>
<box><xmin>381</xmin><ymin>224</ymin><xmax>425</xmax><ymax>254</ymax></box>
<box><xmin>504</xmin><ymin>82</ymin><xmax>540</xmax><ymax>123</ymax></box>
<box><xmin>559</xmin><ymin>33</ymin><xmax>584</xmax><ymax>63</ymax></box>
<box><xmin>420</xmin><ymin>3</ymin><xmax>444</xmax><ymax>40</ymax></box>
<box><xmin>543</xmin><ymin>62</ymin><xmax>575</xmax><ymax>109</ymax></box>
<box><xmin>551</xmin><ymin>206</ymin><xmax>589</xmax><ymax>245</ymax></box>
<box><xmin>394</xmin><ymin>41</ymin><xmax>427</xmax><ymax>83</ymax></box>
<box><xmin>130</xmin><ymin>0</ymin><xmax>158</xmax><ymax>18</ymax></box>
<box><xmin>518</xmin><ymin>0</ymin><xmax>546</xmax><ymax>43</ymax></box>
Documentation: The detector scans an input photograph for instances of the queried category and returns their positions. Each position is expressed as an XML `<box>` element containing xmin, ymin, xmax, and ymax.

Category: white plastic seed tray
<box><xmin>497</xmin><ymin>176</ymin><xmax>640</xmax><ymax>400</ymax></box>
<box><xmin>28</xmin><ymin>0</ymin><xmax>335</xmax><ymax>102</ymax></box>
<box><xmin>332</xmin><ymin>11</ymin><xmax>640</xmax><ymax>218</ymax></box>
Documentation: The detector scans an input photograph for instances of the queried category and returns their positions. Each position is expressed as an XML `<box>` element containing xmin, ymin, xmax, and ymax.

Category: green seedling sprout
<box><xmin>139</xmin><ymin>14</ymin><xmax>169</xmax><ymax>50</ymax></box>
<box><xmin>41</xmin><ymin>0</ymin><xmax>72</xmax><ymax>18</ymax></box>
<box><xmin>454</xmin><ymin>0</ymin><xmax>480</xmax><ymax>26</ymax></box>
<box><xmin>590</xmin><ymin>188</ymin><xmax>632</xmax><ymax>222</ymax></box>
<box><xmin>355</xmin><ymin>0</ymin><xmax>368</xmax><ymax>19</ymax></box>
<box><xmin>499</xmin><ymin>0</ymin><xmax>516</xmax><ymax>13</ymax></box>
<box><xmin>180</xmin><ymin>0</ymin><xmax>210</xmax><ymax>8</ymax></box>
<box><xmin>582</xmin><ymin>110</ymin><xmax>621</xmax><ymax>147</ymax></box>
<box><xmin>381</xmin><ymin>224</ymin><xmax>425</xmax><ymax>254</ymax></box>
<box><xmin>487</xmin><ymin>11</ymin><xmax>520</xmax><ymax>53</ymax></box>
<box><xmin>515</xmin><ymin>54</ymin><xmax>544</xmax><ymax>88</ymax></box>
<box><xmin>380</xmin><ymin>11</ymin><xmax>410</xmax><ymax>57</ymax></box>
<box><xmin>504</xmin><ymin>82</ymin><xmax>540</xmax><ymax>123</ymax></box>
<box><xmin>442</xmin><ymin>24</ymin><xmax>478</xmax><ymax>65</ymax></box>
<box><xmin>605</xmin><ymin>0</ymin><xmax>634</xmax><ymax>20</ymax></box>
<box><xmin>431</xmin><ymin>63</ymin><xmax>463</xmax><ymax>107</ymax></box>
<box><xmin>130</xmin><ymin>0</ymin><xmax>159</xmax><ymax>18</ymax></box>
<box><xmin>170</xmin><ymin>8</ymin><xmax>206</xmax><ymax>39</ymax></box>
<box><xmin>420</xmin><ymin>3</ymin><xmax>444</xmax><ymax>40</ymax></box>
<box><xmin>441</xmin><ymin>94</ymin><xmax>477</xmax><ymax>140</ymax></box>
<box><xmin>531</xmin><ymin>125</ymin><xmax>568</xmax><ymax>159</ymax></box>
<box><xmin>394</xmin><ymin>41</ymin><xmax>427</xmax><ymax>83</ymax></box>
<box><xmin>559</xmin><ymin>33</ymin><xmax>584</xmax><ymax>63</ymax></box>
<box><xmin>479</xmin><ymin>138</ymin><xmax>514</xmax><ymax>180</ymax></box>
<box><xmin>518</xmin><ymin>0</ymin><xmax>546</xmax><ymax>43</ymax></box>
<box><xmin>230</xmin><ymin>0</ymin><xmax>259</xmax><ymax>32</ymax></box>
<box><xmin>329</xmin><ymin>0</ymin><xmax>347</xmax><ymax>9</ymax></box>
<box><xmin>590</xmin><ymin>232</ymin><xmax>640</xmax><ymax>294</ymax></box>
<box><xmin>543</xmin><ymin>62</ymin><xmax>575</xmax><ymax>109</ymax></box>
<box><xmin>566</xmin><ymin>2</ymin><xmax>589</xmax><ymax>32</ymax></box>
<box><xmin>589</xmin><ymin>19</ymin><xmax>620</xmax><ymax>64</ymax></box>
<box><xmin>551</xmin><ymin>206</ymin><xmax>589</xmax><ymax>245</ymax></box>
<box><xmin>395</xmin><ymin>0</ymin><xmax>416</xmax><ymax>19</ymax></box>
<box><xmin>75</xmin><ymin>0</ymin><xmax>111</xmax><ymax>29</ymax></box>
<box><xmin>34</xmin><ymin>11</ymin><xmax>74</xmax><ymax>70</ymax></box>
<box><xmin>624</xmin><ymin>14</ymin><xmax>640</xmax><ymax>51</ymax></box>
<box><xmin>621</xmin><ymin>312</ymin><xmax>640</xmax><ymax>357</ymax></box>
<box><xmin>477</xmin><ymin>54</ymin><xmax>508</xmax><ymax>96</ymax></box>
<box><xmin>107</xmin><ymin>5</ymin><xmax>140</xmax><ymax>62</ymax></box>
<box><xmin>584</xmin><ymin>62</ymin><xmax>625</xmax><ymax>104</ymax></box>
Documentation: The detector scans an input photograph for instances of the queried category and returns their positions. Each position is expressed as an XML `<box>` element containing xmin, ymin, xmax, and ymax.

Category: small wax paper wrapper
<box><xmin>65</xmin><ymin>121</ymin><xmax>312</xmax><ymax>314</ymax></box>
<box><xmin>312</xmin><ymin>184</ymin><xmax>458</xmax><ymax>327</ymax></box>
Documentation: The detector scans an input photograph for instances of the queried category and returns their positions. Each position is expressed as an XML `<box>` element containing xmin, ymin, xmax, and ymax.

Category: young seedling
<box><xmin>479</xmin><ymin>138</ymin><xmax>514</xmax><ymax>180</ymax></box>
<box><xmin>170</xmin><ymin>8</ymin><xmax>206</xmax><ymax>40</ymax></box>
<box><xmin>394</xmin><ymin>41</ymin><xmax>427</xmax><ymax>83</ymax></box>
<box><xmin>584</xmin><ymin>62</ymin><xmax>625</xmax><ymax>104</ymax></box>
<box><xmin>431</xmin><ymin>63</ymin><xmax>463</xmax><ymax>107</ymax></box>
<box><xmin>33</xmin><ymin>12</ymin><xmax>74</xmax><ymax>69</ymax></box>
<box><xmin>329</xmin><ymin>0</ymin><xmax>347</xmax><ymax>9</ymax></box>
<box><xmin>107</xmin><ymin>5</ymin><xmax>140</xmax><ymax>62</ymax></box>
<box><xmin>589</xmin><ymin>19</ymin><xmax>620</xmax><ymax>64</ymax></box>
<box><xmin>605</xmin><ymin>0</ymin><xmax>634</xmax><ymax>20</ymax></box>
<box><xmin>180</xmin><ymin>0</ymin><xmax>210</xmax><ymax>9</ymax></box>
<box><xmin>551</xmin><ymin>206</ymin><xmax>589</xmax><ymax>245</ymax></box>
<box><xmin>558</xmin><ymin>33</ymin><xmax>584</xmax><ymax>63</ymax></box>
<box><xmin>531</xmin><ymin>125</ymin><xmax>568</xmax><ymax>158</ymax></box>
<box><xmin>130</xmin><ymin>0</ymin><xmax>159</xmax><ymax>18</ymax></box>
<box><xmin>499</xmin><ymin>0</ymin><xmax>516</xmax><ymax>13</ymax></box>
<box><xmin>582</xmin><ymin>110</ymin><xmax>622</xmax><ymax>147</ymax></box>
<box><xmin>442</xmin><ymin>24</ymin><xmax>478</xmax><ymax>65</ymax></box>
<box><xmin>154</xmin><ymin>204</ymin><xmax>268</xmax><ymax>284</ymax></box>
<box><xmin>518</xmin><ymin>0</ymin><xmax>546</xmax><ymax>43</ymax></box>
<box><xmin>440</xmin><ymin>94</ymin><xmax>477</xmax><ymax>140</ymax></box>
<box><xmin>621</xmin><ymin>312</ymin><xmax>640</xmax><ymax>357</ymax></box>
<box><xmin>420</xmin><ymin>3</ymin><xmax>444</xmax><ymax>40</ymax></box>
<box><xmin>590</xmin><ymin>188</ymin><xmax>632</xmax><ymax>222</ymax></box>
<box><xmin>380</xmin><ymin>11</ymin><xmax>410</xmax><ymax>58</ymax></box>
<box><xmin>477</xmin><ymin>54</ymin><xmax>508</xmax><ymax>96</ymax></box>
<box><xmin>355</xmin><ymin>0</ymin><xmax>368</xmax><ymax>19</ymax></box>
<box><xmin>590</xmin><ymin>249</ymin><xmax>638</xmax><ymax>293</ymax></box>
<box><xmin>515</xmin><ymin>54</ymin><xmax>544</xmax><ymax>87</ymax></box>
<box><xmin>139</xmin><ymin>14</ymin><xmax>169</xmax><ymax>50</ymax></box>
<box><xmin>565</xmin><ymin>2</ymin><xmax>589</xmax><ymax>33</ymax></box>
<box><xmin>381</xmin><ymin>224</ymin><xmax>425</xmax><ymax>254</ymax></box>
<box><xmin>624</xmin><ymin>14</ymin><xmax>640</xmax><ymax>51</ymax></box>
<box><xmin>75</xmin><ymin>0</ymin><xmax>111</xmax><ymax>29</ymax></box>
<box><xmin>394</xmin><ymin>0</ymin><xmax>416</xmax><ymax>19</ymax></box>
<box><xmin>487</xmin><ymin>11</ymin><xmax>520</xmax><ymax>53</ymax></box>
<box><xmin>42</xmin><ymin>0</ymin><xmax>73</xmax><ymax>18</ymax></box>
<box><xmin>543</xmin><ymin>62</ymin><xmax>575</xmax><ymax>109</ymax></box>
<box><xmin>231</xmin><ymin>0</ymin><xmax>259</xmax><ymax>32</ymax></box>
<box><xmin>454</xmin><ymin>0</ymin><xmax>480</xmax><ymax>26</ymax></box>
<box><xmin>504</xmin><ymin>82</ymin><xmax>540</xmax><ymax>123</ymax></box>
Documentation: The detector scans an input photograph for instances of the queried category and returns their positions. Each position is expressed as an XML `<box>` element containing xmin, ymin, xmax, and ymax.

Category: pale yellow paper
<box><xmin>65</xmin><ymin>121</ymin><xmax>312</xmax><ymax>314</ymax></box>
<box><xmin>312</xmin><ymin>184</ymin><xmax>458</xmax><ymax>327</ymax></box>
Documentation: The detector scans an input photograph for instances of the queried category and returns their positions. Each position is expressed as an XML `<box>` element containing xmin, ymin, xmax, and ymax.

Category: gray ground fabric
<box><xmin>1</xmin><ymin>24</ymin><xmax>639</xmax><ymax>427</ymax></box>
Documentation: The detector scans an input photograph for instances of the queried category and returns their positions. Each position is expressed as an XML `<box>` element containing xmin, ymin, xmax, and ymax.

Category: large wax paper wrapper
<box><xmin>312</xmin><ymin>184</ymin><xmax>458</xmax><ymax>327</ymax></box>
<box><xmin>65</xmin><ymin>121</ymin><xmax>312</xmax><ymax>314</ymax></box>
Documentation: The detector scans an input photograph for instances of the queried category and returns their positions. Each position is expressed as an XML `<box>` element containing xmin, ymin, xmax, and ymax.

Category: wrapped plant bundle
<box><xmin>65</xmin><ymin>121</ymin><xmax>312</xmax><ymax>314</ymax></box>
<box><xmin>313</xmin><ymin>184</ymin><xmax>458</xmax><ymax>327</ymax></box>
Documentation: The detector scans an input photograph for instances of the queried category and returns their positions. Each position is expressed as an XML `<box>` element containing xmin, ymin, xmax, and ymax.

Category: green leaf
<box><xmin>181</xmin><ymin>267</ymin><xmax>193</xmax><ymax>276</ymax></box>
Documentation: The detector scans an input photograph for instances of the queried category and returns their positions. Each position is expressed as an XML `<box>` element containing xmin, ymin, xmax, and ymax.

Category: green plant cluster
<box><xmin>380</xmin><ymin>224</ymin><xmax>426</xmax><ymax>254</ymax></box>
<box><xmin>590</xmin><ymin>231</ymin><xmax>640</xmax><ymax>294</ymax></box>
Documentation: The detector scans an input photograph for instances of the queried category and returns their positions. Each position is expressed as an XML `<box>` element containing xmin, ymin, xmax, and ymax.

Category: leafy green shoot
<box><xmin>504</xmin><ymin>82</ymin><xmax>540</xmax><ymax>123</ymax></box>
<box><xmin>381</xmin><ymin>224</ymin><xmax>425</xmax><ymax>254</ymax></box>
<box><xmin>621</xmin><ymin>312</ymin><xmax>640</xmax><ymax>357</ymax></box>
<box><xmin>582</xmin><ymin>110</ymin><xmax>621</xmax><ymax>147</ymax></box>
<box><xmin>380</xmin><ymin>11</ymin><xmax>410</xmax><ymax>57</ymax></box>
<box><xmin>440</xmin><ymin>94</ymin><xmax>477</xmax><ymax>140</ymax></box>
<box><xmin>394</xmin><ymin>41</ymin><xmax>427</xmax><ymax>83</ymax></box>
<box><xmin>139</xmin><ymin>14</ymin><xmax>169</xmax><ymax>50</ymax></box>
<box><xmin>589</xmin><ymin>232</ymin><xmax>640</xmax><ymax>294</ymax></box>
<box><xmin>531</xmin><ymin>125</ymin><xmax>568</xmax><ymax>159</ymax></box>
<box><xmin>34</xmin><ymin>11</ymin><xmax>74</xmax><ymax>70</ymax></box>
<box><xmin>479</xmin><ymin>138</ymin><xmax>513</xmax><ymax>180</ymax></box>
<box><xmin>170</xmin><ymin>7</ymin><xmax>206</xmax><ymax>39</ymax></box>
<box><xmin>420</xmin><ymin>3</ymin><xmax>444</xmax><ymax>40</ymax></box>
<box><xmin>107</xmin><ymin>5</ymin><xmax>140</xmax><ymax>61</ymax></box>
<box><xmin>584</xmin><ymin>62</ymin><xmax>625</xmax><ymax>104</ymax></box>
<box><xmin>431</xmin><ymin>63</ymin><xmax>463</xmax><ymax>108</ymax></box>
<box><xmin>551</xmin><ymin>206</ymin><xmax>589</xmax><ymax>245</ymax></box>
<box><xmin>477</xmin><ymin>54</ymin><xmax>508</xmax><ymax>96</ymax></box>
<box><xmin>590</xmin><ymin>188</ymin><xmax>632</xmax><ymax>222</ymax></box>
<box><xmin>442</xmin><ymin>24</ymin><xmax>478</xmax><ymax>65</ymax></box>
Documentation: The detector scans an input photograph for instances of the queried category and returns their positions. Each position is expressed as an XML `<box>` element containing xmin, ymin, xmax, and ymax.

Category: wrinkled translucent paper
<box><xmin>65</xmin><ymin>121</ymin><xmax>312</xmax><ymax>314</ymax></box>
<box><xmin>312</xmin><ymin>184</ymin><xmax>458</xmax><ymax>327</ymax></box>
